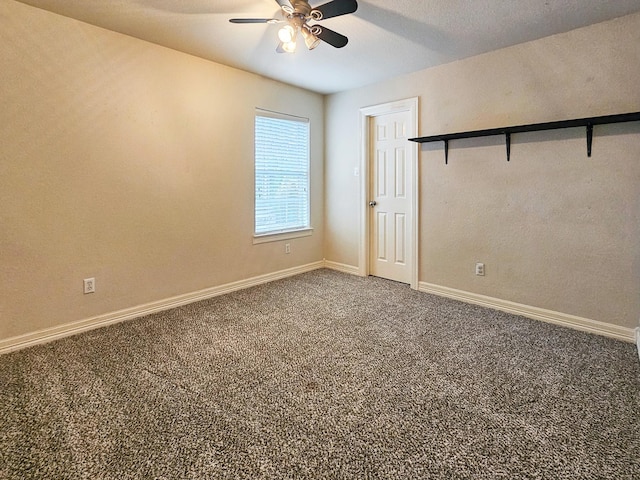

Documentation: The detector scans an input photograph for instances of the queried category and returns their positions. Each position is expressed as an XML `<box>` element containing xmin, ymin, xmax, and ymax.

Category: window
<box><xmin>254</xmin><ymin>109</ymin><xmax>311</xmax><ymax>240</ymax></box>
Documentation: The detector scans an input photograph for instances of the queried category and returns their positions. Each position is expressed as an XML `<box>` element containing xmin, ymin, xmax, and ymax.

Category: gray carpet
<box><xmin>1</xmin><ymin>269</ymin><xmax>639</xmax><ymax>479</ymax></box>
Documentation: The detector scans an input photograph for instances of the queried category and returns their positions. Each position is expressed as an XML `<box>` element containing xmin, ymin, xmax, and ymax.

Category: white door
<box><xmin>369</xmin><ymin>111</ymin><xmax>412</xmax><ymax>284</ymax></box>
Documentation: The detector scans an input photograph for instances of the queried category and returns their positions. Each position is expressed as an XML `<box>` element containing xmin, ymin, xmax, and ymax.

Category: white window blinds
<box><xmin>255</xmin><ymin>110</ymin><xmax>310</xmax><ymax>235</ymax></box>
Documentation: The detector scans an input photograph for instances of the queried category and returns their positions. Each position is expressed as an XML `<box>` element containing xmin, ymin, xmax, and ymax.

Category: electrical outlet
<box><xmin>475</xmin><ymin>263</ymin><xmax>485</xmax><ymax>276</ymax></box>
<box><xmin>285</xmin><ymin>243</ymin><xmax>291</xmax><ymax>254</ymax></box>
<box><xmin>83</xmin><ymin>277</ymin><xmax>95</xmax><ymax>294</ymax></box>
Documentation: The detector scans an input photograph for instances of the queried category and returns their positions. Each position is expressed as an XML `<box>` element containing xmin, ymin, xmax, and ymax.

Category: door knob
<box><xmin>369</xmin><ymin>201</ymin><xmax>377</xmax><ymax>207</ymax></box>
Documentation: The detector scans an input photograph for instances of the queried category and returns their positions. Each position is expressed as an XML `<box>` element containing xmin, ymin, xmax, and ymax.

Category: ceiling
<box><xmin>14</xmin><ymin>0</ymin><xmax>640</xmax><ymax>94</ymax></box>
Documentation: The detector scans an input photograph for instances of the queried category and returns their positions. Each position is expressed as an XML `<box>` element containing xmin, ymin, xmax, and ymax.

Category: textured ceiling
<box><xmin>14</xmin><ymin>0</ymin><xmax>640</xmax><ymax>94</ymax></box>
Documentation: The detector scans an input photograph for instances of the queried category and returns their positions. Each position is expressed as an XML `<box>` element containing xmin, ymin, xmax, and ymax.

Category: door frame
<box><xmin>358</xmin><ymin>97</ymin><xmax>419</xmax><ymax>289</ymax></box>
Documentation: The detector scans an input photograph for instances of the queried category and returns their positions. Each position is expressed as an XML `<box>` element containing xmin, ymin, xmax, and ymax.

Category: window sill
<box><xmin>253</xmin><ymin>228</ymin><xmax>313</xmax><ymax>244</ymax></box>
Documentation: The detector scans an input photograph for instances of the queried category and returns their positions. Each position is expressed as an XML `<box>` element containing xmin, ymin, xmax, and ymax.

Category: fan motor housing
<box><xmin>290</xmin><ymin>0</ymin><xmax>312</xmax><ymax>16</ymax></box>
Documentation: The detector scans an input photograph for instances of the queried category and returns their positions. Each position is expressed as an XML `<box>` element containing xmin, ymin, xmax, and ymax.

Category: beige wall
<box><xmin>2</xmin><ymin>2</ymin><xmax>639</xmax><ymax>343</ymax></box>
<box><xmin>0</xmin><ymin>1</ymin><xmax>324</xmax><ymax>340</ymax></box>
<box><xmin>325</xmin><ymin>13</ymin><xmax>640</xmax><ymax>329</ymax></box>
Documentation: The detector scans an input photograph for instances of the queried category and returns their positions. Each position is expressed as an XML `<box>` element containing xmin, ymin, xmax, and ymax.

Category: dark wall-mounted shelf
<box><xmin>409</xmin><ymin>111</ymin><xmax>640</xmax><ymax>164</ymax></box>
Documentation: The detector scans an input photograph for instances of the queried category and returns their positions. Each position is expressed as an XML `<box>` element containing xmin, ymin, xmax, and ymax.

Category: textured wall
<box><xmin>0</xmin><ymin>1</ymin><xmax>324</xmax><ymax>340</ymax></box>
<box><xmin>325</xmin><ymin>13</ymin><xmax>640</xmax><ymax>329</ymax></box>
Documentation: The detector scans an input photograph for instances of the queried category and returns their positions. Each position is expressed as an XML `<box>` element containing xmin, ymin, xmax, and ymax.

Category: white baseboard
<box><xmin>0</xmin><ymin>261</ymin><xmax>324</xmax><ymax>355</ymax></box>
<box><xmin>3</xmin><ymin>266</ymin><xmax>633</xmax><ymax>355</ymax></box>
<box><xmin>323</xmin><ymin>260</ymin><xmax>361</xmax><ymax>276</ymax></box>
<box><xmin>419</xmin><ymin>282</ymin><xmax>635</xmax><ymax>343</ymax></box>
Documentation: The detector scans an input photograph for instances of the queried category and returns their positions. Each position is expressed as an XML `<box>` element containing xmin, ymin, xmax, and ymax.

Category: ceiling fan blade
<box><xmin>315</xmin><ymin>26</ymin><xmax>348</xmax><ymax>48</ymax></box>
<box><xmin>311</xmin><ymin>0</ymin><xmax>357</xmax><ymax>20</ymax></box>
<box><xmin>275</xmin><ymin>0</ymin><xmax>294</xmax><ymax>13</ymax></box>
<box><xmin>229</xmin><ymin>18</ymin><xmax>280</xmax><ymax>23</ymax></box>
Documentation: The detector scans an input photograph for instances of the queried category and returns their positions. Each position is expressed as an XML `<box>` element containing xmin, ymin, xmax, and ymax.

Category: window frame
<box><xmin>253</xmin><ymin>108</ymin><xmax>313</xmax><ymax>244</ymax></box>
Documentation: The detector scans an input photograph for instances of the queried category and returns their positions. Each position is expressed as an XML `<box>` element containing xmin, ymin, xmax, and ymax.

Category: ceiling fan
<box><xmin>229</xmin><ymin>0</ymin><xmax>358</xmax><ymax>53</ymax></box>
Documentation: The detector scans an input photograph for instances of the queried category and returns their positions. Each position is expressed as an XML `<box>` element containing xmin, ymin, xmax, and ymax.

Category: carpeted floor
<box><xmin>1</xmin><ymin>269</ymin><xmax>639</xmax><ymax>479</ymax></box>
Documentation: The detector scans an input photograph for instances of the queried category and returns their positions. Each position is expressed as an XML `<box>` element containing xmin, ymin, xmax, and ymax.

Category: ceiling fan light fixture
<box><xmin>282</xmin><ymin>39</ymin><xmax>297</xmax><ymax>53</ymax></box>
<box><xmin>278</xmin><ymin>24</ymin><xmax>296</xmax><ymax>44</ymax></box>
<box><xmin>230</xmin><ymin>0</ymin><xmax>357</xmax><ymax>54</ymax></box>
<box><xmin>301</xmin><ymin>25</ymin><xmax>320</xmax><ymax>50</ymax></box>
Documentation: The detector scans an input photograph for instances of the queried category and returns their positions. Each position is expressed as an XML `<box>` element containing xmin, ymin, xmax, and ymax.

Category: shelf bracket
<box><xmin>505</xmin><ymin>132</ymin><xmax>511</xmax><ymax>162</ymax></box>
<box><xmin>444</xmin><ymin>139</ymin><xmax>449</xmax><ymax>165</ymax></box>
<box><xmin>409</xmin><ymin>111</ymin><xmax>640</xmax><ymax>162</ymax></box>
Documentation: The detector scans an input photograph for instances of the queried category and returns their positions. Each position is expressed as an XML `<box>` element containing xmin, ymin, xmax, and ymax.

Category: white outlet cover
<box><xmin>83</xmin><ymin>277</ymin><xmax>95</xmax><ymax>294</ymax></box>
